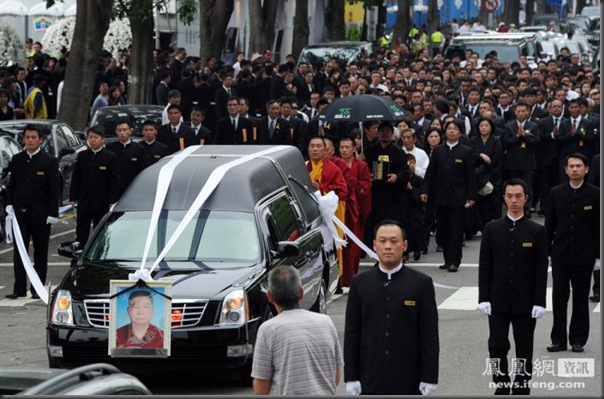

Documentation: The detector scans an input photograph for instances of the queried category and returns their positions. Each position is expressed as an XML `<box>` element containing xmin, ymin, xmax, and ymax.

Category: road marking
<box><xmin>0</xmin><ymin>286</ymin><xmax>57</xmax><ymax>307</ymax></box>
<box><xmin>594</xmin><ymin>303</ymin><xmax>600</xmax><ymax>313</ymax></box>
<box><xmin>0</xmin><ymin>262</ymin><xmax>71</xmax><ymax>267</ymax></box>
<box><xmin>438</xmin><ymin>287</ymin><xmax>558</xmax><ymax>312</ymax></box>
<box><xmin>0</xmin><ymin>229</ymin><xmax>75</xmax><ymax>255</ymax></box>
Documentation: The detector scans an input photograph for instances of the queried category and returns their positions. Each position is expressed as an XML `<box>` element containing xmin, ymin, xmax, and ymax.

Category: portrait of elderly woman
<box><xmin>115</xmin><ymin>289</ymin><xmax>165</xmax><ymax>349</ymax></box>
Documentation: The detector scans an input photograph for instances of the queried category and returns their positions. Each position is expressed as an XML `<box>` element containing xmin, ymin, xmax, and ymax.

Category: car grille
<box><xmin>84</xmin><ymin>299</ymin><xmax>209</xmax><ymax>329</ymax></box>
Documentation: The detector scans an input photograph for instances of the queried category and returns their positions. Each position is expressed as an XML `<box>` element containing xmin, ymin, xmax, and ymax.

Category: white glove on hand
<box><xmin>478</xmin><ymin>301</ymin><xmax>491</xmax><ymax>316</ymax></box>
<box><xmin>594</xmin><ymin>259</ymin><xmax>600</xmax><ymax>271</ymax></box>
<box><xmin>346</xmin><ymin>381</ymin><xmax>362</xmax><ymax>395</ymax></box>
<box><xmin>46</xmin><ymin>216</ymin><xmax>59</xmax><ymax>225</ymax></box>
<box><xmin>547</xmin><ymin>256</ymin><xmax>552</xmax><ymax>272</ymax></box>
<box><xmin>5</xmin><ymin>205</ymin><xmax>14</xmax><ymax>215</ymax></box>
<box><xmin>5</xmin><ymin>214</ymin><xmax>13</xmax><ymax>244</ymax></box>
<box><xmin>531</xmin><ymin>305</ymin><xmax>545</xmax><ymax>319</ymax></box>
<box><xmin>419</xmin><ymin>382</ymin><xmax>438</xmax><ymax>395</ymax></box>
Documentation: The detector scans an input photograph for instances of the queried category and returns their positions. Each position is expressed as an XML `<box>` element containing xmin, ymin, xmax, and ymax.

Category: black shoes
<box><xmin>5</xmin><ymin>292</ymin><xmax>27</xmax><ymax>299</ymax></box>
<box><xmin>546</xmin><ymin>343</ymin><xmax>567</xmax><ymax>352</ymax></box>
<box><xmin>571</xmin><ymin>345</ymin><xmax>584</xmax><ymax>353</ymax></box>
<box><xmin>448</xmin><ymin>264</ymin><xmax>459</xmax><ymax>272</ymax></box>
<box><xmin>590</xmin><ymin>294</ymin><xmax>600</xmax><ymax>303</ymax></box>
<box><xmin>413</xmin><ymin>252</ymin><xmax>422</xmax><ymax>261</ymax></box>
<box><xmin>439</xmin><ymin>264</ymin><xmax>449</xmax><ymax>269</ymax></box>
<box><xmin>436</xmin><ymin>245</ymin><xmax>443</xmax><ymax>252</ymax></box>
<box><xmin>31</xmin><ymin>292</ymin><xmax>40</xmax><ymax>300</ymax></box>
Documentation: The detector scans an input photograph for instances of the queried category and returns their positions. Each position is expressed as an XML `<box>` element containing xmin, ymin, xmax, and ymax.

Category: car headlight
<box><xmin>218</xmin><ymin>289</ymin><xmax>249</xmax><ymax>326</ymax></box>
<box><xmin>50</xmin><ymin>290</ymin><xmax>74</xmax><ymax>326</ymax></box>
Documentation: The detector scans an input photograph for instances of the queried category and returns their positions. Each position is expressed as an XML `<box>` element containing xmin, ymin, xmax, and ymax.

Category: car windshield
<box><xmin>89</xmin><ymin>107</ymin><xmax>163</xmax><ymax>138</ymax></box>
<box><xmin>86</xmin><ymin>210</ymin><xmax>261</xmax><ymax>265</ymax></box>
<box><xmin>299</xmin><ymin>46</ymin><xmax>365</xmax><ymax>65</ymax></box>
<box><xmin>459</xmin><ymin>43</ymin><xmax>522</xmax><ymax>64</ymax></box>
<box><xmin>0</xmin><ymin>122</ymin><xmax>54</xmax><ymax>152</ymax></box>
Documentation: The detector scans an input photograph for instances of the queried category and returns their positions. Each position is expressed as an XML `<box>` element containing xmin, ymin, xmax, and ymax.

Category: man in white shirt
<box><xmin>400</xmin><ymin>128</ymin><xmax>429</xmax><ymax>178</ymax></box>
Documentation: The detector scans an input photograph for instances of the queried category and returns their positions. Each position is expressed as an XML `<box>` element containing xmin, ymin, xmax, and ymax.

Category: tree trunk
<box><xmin>249</xmin><ymin>0</ymin><xmax>278</xmax><ymax>55</ymax></box>
<box><xmin>502</xmin><ymin>0</ymin><xmax>520</xmax><ymax>27</ymax></box>
<box><xmin>392</xmin><ymin>0</ymin><xmax>411</xmax><ymax>47</ymax></box>
<box><xmin>525</xmin><ymin>0</ymin><xmax>535</xmax><ymax>26</ymax></box>
<box><xmin>199</xmin><ymin>0</ymin><xmax>234</xmax><ymax>67</ymax></box>
<box><xmin>427</xmin><ymin>0</ymin><xmax>440</xmax><ymax>34</ymax></box>
<box><xmin>57</xmin><ymin>0</ymin><xmax>113</xmax><ymax>130</ymax></box>
<box><xmin>128</xmin><ymin>12</ymin><xmax>154</xmax><ymax>104</ymax></box>
<box><xmin>292</xmin><ymin>0</ymin><xmax>309</xmax><ymax>61</ymax></box>
<box><xmin>325</xmin><ymin>0</ymin><xmax>345</xmax><ymax>41</ymax></box>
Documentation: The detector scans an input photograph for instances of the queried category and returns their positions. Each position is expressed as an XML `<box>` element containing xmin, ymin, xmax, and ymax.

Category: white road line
<box><xmin>0</xmin><ymin>262</ymin><xmax>71</xmax><ymax>267</ymax></box>
<box><xmin>438</xmin><ymin>288</ymin><xmax>559</xmax><ymax>312</ymax></box>
<box><xmin>0</xmin><ymin>229</ymin><xmax>76</xmax><ymax>255</ymax></box>
<box><xmin>0</xmin><ymin>286</ymin><xmax>57</xmax><ymax>307</ymax></box>
<box><xmin>593</xmin><ymin>303</ymin><xmax>600</xmax><ymax>313</ymax></box>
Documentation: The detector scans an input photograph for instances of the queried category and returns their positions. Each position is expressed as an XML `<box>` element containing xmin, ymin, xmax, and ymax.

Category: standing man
<box><xmin>69</xmin><ymin>126</ymin><xmax>120</xmax><ymax>246</ymax></box>
<box><xmin>23</xmin><ymin>74</ymin><xmax>47</xmax><ymax>120</ymax></box>
<box><xmin>421</xmin><ymin>120</ymin><xmax>477</xmax><ymax>272</ymax></box>
<box><xmin>251</xmin><ymin>265</ymin><xmax>343</xmax><ymax>395</ymax></box>
<box><xmin>257</xmin><ymin>100</ymin><xmax>292</xmax><ymax>145</ymax></box>
<box><xmin>546</xmin><ymin>153</ymin><xmax>600</xmax><ymax>353</ymax></box>
<box><xmin>105</xmin><ymin>119</ymin><xmax>147</xmax><ymax>196</ymax></box>
<box><xmin>140</xmin><ymin>120</ymin><xmax>169</xmax><ymax>166</ymax></box>
<box><xmin>157</xmin><ymin>104</ymin><xmax>197</xmax><ymax>154</ymax></box>
<box><xmin>478</xmin><ymin>178</ymin><xmax>548</xmax><ymax>395</ymax></box>
<box><xmin>214</xmin><ymin>96</ymin><xmax>254</xmax><ymax>144</ymax></box>
<box><xmin>344</xmin><ymin>220</ymin><xmax>439</xmax><ymax>395</ymax></box>
<box><xmin>5</xmin><ymin>124</ymin><xmax>60</xmax><ymax>299</ymax></box>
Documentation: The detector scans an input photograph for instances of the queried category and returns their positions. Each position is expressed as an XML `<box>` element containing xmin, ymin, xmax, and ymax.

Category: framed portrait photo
<box><xmin>108</xmin><ymin>280</ymin><xmax>172</xmax><ymax>358</ymax></box>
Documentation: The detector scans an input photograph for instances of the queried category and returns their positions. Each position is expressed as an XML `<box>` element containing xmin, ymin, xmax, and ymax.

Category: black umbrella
<box><xmin>318</xmin><ymin>94</ymin><xmax>408</xmax><ymax>123</ymax></box>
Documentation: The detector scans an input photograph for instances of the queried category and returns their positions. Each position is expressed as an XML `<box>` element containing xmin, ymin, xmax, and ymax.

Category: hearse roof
<box><xmin>114</xmin><ymin>145</ymin><xmax>315</xmax><ymax>213</ymax></box>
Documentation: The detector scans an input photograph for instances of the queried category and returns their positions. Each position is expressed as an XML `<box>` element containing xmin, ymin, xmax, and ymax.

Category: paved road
<box><xmin>0</xmin><ymin>211</ymin><xmax>600</xmax><ymax>395</ymax></box>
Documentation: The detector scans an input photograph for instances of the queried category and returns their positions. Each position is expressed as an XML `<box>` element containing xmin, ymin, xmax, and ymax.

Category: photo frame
<box><xmin>108</xmin><ymin>279</ymin><xmax>172</xmax><ymax>358</ymax></box>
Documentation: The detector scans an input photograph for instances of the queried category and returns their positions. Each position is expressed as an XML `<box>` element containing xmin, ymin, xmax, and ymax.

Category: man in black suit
<box><xmin>546</xmin><ymin>153</ymin><xmax>600</xmax><ymax>353</ymax></box>
<box><xmin>279</xmin><ymin>97</ymin><xmax>307</xmax><ymax>152</ymax></box>
<box><xmin>69</xmin><ymin>126</ymin><xmax>120</xmax><ymax>246</ymax></box>
<box><xmin>587</xmin><ymin>154</ymin><xmax>600</xmax><ymax>303</ymax></box>
<box><xmin>214</xmin><ymin>96</ymin><xmax>255</xmax><ymax>144</ymax></box>
<box><xmin>141</xmin><ymin>120</ymin><xmax>170</xmax><ymax>166</ymax></box>
<box><xmin>464</xmin><ymin>87</ymin><xmax>482</xmax><ymax>121</ymax></box>
<box><xmin>5</xmin><ymin>124</ymin><xmax>61</xmax><ymax>299</ymax></box>
<box><xmin>187</xmin><ymin>106</ymin><xmax>213</xmax><ymax>145</ymax></box>
<box><xmin>536</xmin><ymin>99</ymin><xmax>565</xmax><ymax>214</ymax></box>
<box><xmin>344</xmin><ymin>220</ymin><xmax>439</xmax><ymax>395</ymax></box>
<box><xmin>421</xmin><ymin>119</ymin><xmax>477</xmax><ymax>272</ymax></box>
<box><xmin>522</xmin><ymin>88</ymin><xmax>548</xmax><ymax>122</ymax></box>
<box><xmin>157</xmin><ymin>104</ymin><xmax>197</xmax><ymax>154</ymax></box>
<box><xmin>257</xmin><ymin>100</ymin><xmax>291</xmax><ymax>145</ymax></box>
<box><xmin>105</xmin><ymin>119</ymin><xmax>147</xmax><ymax>196</ymax></box>
<box><xmin>495</xmin><ymin>90</ymin><xmax>514</xmax><ymax>123</ymax></box>
<box><xmin>214</xmin><ymin>69</ymin><xmax>236</xmax><ymax>122</ymax></box>
<box><xmin>502</xmin><ymin>101</ymin><xmax>540</xmax><ymax>216</ymax></box>
<box><xmin>478</xmin><ymin>178</ymin><xmax>548</xmax><ymax>395</ymax></box>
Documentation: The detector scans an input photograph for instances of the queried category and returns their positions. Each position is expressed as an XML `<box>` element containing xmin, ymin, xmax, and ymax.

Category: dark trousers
<box><xmin>592</xmin><ymin>270</ymin><xmax>600</xmax><ymax>296</ymax></box>
<box><xmin>537</xmin><ymin>162</ymin><xmax>558</xmax><ymax>214</ymax></box>
<box><xmin>488</xmin><ymin>311</ymin><xmax>536</xmax><ymax>395</ymax></box>
<box><xmin>504</xmin><ymin>169</ymin><xmax>534</xmax><ymax>213</ymax></box>
<box><xmin>76</xmin><ymin>210</ymin><xmax>107</xmax><ymax>246</ymax></box>
<box><xmin>435</xmin><ymin>205</ymin><xmax>464</xmax><ymax>267</ymax></box>
<box><xmin>12</xmin><ymin>221</ymin><xmax>51</xmax><ymax>295</ymax></box>
<box><xmin>551</xmin><ymin>263</ymin><xmax>593</xmax><ymax>346</ymax></box>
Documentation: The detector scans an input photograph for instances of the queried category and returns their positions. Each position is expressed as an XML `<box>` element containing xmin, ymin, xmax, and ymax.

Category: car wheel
<box><xmin>310</xmin><ymin>279</ymin><xmax>327</xmax><ymax>314</ymax></box>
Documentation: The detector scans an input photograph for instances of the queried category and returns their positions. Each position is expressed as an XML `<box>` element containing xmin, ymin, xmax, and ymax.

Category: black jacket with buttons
<box><xmin>69</xmin><ymin>148</ymin><xmax>120</xmax><ymax>213</ymax></box>
<box><xmin>105</xmin><ymin>141</ymin><xmax>147</xmax><ymax>196</ymax></box>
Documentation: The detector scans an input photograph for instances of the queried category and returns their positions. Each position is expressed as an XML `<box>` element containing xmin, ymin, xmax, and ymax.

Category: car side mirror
<box><xmin>59</xmin><ymin>147</ymin><xmax>76</xmax><ymax>157</ymax></box>
<box><xmin>271</xmin><ymin>241</ymin><xmax>300</xmax><ymax>259</ymax></box>
<box><xmin>58</xmin><ymin>241</ymin><xmax>83</xmax><ymax>259</ymax></box>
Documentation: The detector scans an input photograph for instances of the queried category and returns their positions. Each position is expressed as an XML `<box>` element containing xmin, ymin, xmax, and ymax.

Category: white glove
<box><xmin>548</xmin><ymin>256</ymin><xmax>552</xmax><ymax>272</ymax></box>
<box><xmin>478</xmin><ymin>301</ymin><xmax>491</xmax><ymax>316</ymax></box>
<box><xmin>531</xmin><ymin>305</ymin><xmax>545</xmax><ymax>319</ymax></box>
<box><xmin>5</xmin><ymin>205</ymin><xmax>14</xmax><ymax>215</ymax></box>
<box><xmin>346</xmin><ymin>381</ymin><xmax>362</xmax><ymax>395</ymax></box>
<box><xmin>46</xmin><ymin>216</ymin><xmax>59</xmax><ymax>225</ymax></box>
<box><xmin>594</xmin><ymin>259</ymin><xmax>600</xmax><ymax>271</ymax></box>
<box><xmin>419</xmin><ymin>382</ymin><xmax>438</xmax><ymax>395</ymax></box>
<box><xmin>5</xmin><ymin>214</ymin><xmax>13</xmax><ymax>244</ymax></box>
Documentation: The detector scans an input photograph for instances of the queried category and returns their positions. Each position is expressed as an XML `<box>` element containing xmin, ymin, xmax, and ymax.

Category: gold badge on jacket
<box><xmin>36</xmin><ymin>171</ymin><xmax>45</xmax><ymax>175</ymax></box>
<box><xmin>584</xmin><ymin>205</ymin><xmax>593</xmax><ymax>210</ymax></box>
<box><xmin>131</xmin><ymin>157</ymin><xmax>137</xmax><ymax>161</ymax></box>
<box><xmin>455</xmin><ymin>159</ymin><xmax>463</xmax><ymax>163</ymax></box>
<box><xmin>404</xmin><ymin>300</ymin><xmax>416</xmax><ymax>306</ymax></box>
<box><xmin>522</xmin><ymin>242</ymin><xmax>533</xmax><ymax>247</ymax></box>
<box><xmin>99</xmin><ymin>166</ymin><xmax>107</xmax><ymax>170</ymax></box>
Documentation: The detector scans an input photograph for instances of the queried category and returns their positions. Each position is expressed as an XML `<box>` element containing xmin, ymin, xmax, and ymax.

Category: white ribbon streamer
<box><xmin>5</xmin><ymin>214</ymin><xmax>13</xmax><ymax>244</ymax></box>
<box><xmin>313</xmin><ymin>190</ymin><xmax>348</xmax><ymax>249</ymax></box>
<box><xmin>136</xmin><ymin>145</ymin><xmax>200</xmax><ymax>278</ymax></box>
<box><xmin>146</xmin><ymin>146</ymin><xmax>290</xmax><ymax>275</ymax></box>
<box><xmin>10</xmin><ymin>215</ymin><xmax>48</xmax><ymax>304</ymax></box>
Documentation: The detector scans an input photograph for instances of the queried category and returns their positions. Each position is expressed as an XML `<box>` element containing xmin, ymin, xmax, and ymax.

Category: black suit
<box><xmin>187</xmin><ymin>123</ymin><xmax>213</xmax><ymax>145</ymax></box>
<box><xmin>214</xmin><ymin>115</ymin><xmax>255</xmax><ymax>144</ymax></box>
<box><xmin>495</xmin><ymin>106</ymin><xmax>513</xmax><ymax>123</ymax></box>
<box><xmin>529</xmin><ymin>104</ymin><xmax>548</xmax><ymax>122</ymax></box>
<box><xmin>7</xmin><ymin>149</ymin><xmax>61</xmax><ymax>295</ymax></box>
<box><xmin>546</xmin><ymin>182</ymin><xmax>600</xmax><ymax>348</ymax></box>
<box><xmin>105</xmin><ymin>141</ymin><xmax>147</xmax><ymax>196</ymax></box>
<box><xmin>557</xmin><ymin>117</ymin><xmax>597</xmax><ymax>180</ymax></box>
<box><xmin>256</xmin><ymin>116</ymin><xmax>292</xmax><ymax>145</ymax></box>
<box><xmin>503</xmin><ymin>120</ymin><xmax>539</xmax><ymax>213</ymax></box>
<box><xmin>536</xmin><ymin>115</ymin><xmax>565</xmax><ymax>213</ymax></box>
<box><xmin>69</xmin><ymin>148</ymin><xmax>120</xmax><ymax>245</ymax></box>
<box><xmin>214</xmin><ymin>86</ymin><xmax>236</xmax><ymax>121</ymax></box>
<box><xmin>344</xmin><ymin>266</ymin><xmax>439</xmax><ymax>394</ymax></box>
<box><xmin>157</xmin><ymin>123</ymin><xmax>197</xmax><ymax>154</ymax></box>
<box><xmin>479</xmin><ymin>216</ymin><xmax>548</xmax><ymax>394</ymax></box>
<box><xmin>587</xmin><ymin>154</ymin><xmax>600</xmax><ymax>300</ymax></box>
<box><xmin>141</xmin><ymin>140</ymin><xmax>170</xmax><ymax>166</ymax></box>
<box><xmin>283</xmin><ymin>116</ymin><xmax>307</xmax><ymax>152</ymax></box>
<box><xmin>421</xmin><ymin>142</ymin><xmax>477</xmax><ymax>268</ymax></box>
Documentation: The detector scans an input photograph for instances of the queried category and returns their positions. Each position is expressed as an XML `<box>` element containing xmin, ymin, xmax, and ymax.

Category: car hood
<box><xmin>62</xmin><ymin>260</ymin><xmax>265</xmax><ymax>300</ymax></box>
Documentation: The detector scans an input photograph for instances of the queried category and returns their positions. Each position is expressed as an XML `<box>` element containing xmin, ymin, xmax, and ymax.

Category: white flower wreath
<box><xmin>0</xmin><ymin>21</ymin><xmax>26</xmax><ymax>67</ymax></box>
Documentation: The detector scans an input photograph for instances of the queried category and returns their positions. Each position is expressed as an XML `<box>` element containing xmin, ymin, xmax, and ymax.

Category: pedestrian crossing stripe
<box><xmin>0</xmin><ymin>285</ymin><xmax>58</xmax><ymax>307</ymax></box>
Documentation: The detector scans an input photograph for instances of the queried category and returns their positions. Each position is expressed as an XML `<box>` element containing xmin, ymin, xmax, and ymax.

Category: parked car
<box><xmin>0</xmin><ymin>135</ymin><xmax>23</xmax><ymax>241</ymax></box>
<box><xmin>87</xmin><ymin>105</ymin><xmax>164</xmax><ymax>143</ymax></box>
<box><xmin>446</xmin><ymin>37</ymin><xmax>532</xmax><ymax>66</ymax></box>
<box><xmin>580</xmin><ymin>6</ymin><xmax>600</xmax><ymax>18</ymax></box>
<box><xmin>0</xmin><ymin>120</ymin><xmax>86</xmax><ymax>204</ymax></box>
<box><xmin>48</xmin><ymin>145</ymin><xmax>339</xmax><ymax>379</ymax></box>
<box><xmin>297</xmin><ymin>41</ymin><xmax>374</xmax><ymax>69</ymax></box>
<box><xmin>0</xmin><ymin>363</ymin><xmax>152</xmax><ymax>395</ymax></box>
<box><xmin>585</xmin><ymin>17</ymin><xmax>600</xmax><ymax>49</ymax></box>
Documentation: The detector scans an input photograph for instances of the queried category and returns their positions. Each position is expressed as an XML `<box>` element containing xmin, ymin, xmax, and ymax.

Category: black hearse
<box><xmin>47</xmin><ymin>145</ymin><xmax>339</xmax><ymax>379</ymax></box>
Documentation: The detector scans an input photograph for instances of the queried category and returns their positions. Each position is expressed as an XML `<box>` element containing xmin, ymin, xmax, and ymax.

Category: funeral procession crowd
<box><xmin>0</xmin><ymin>16</ymin><xmax>600</xmax><ymax>396</ymax></box>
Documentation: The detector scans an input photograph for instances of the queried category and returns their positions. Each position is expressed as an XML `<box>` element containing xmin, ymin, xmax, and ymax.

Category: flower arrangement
<box><xmin>41</xmin><ymin>16</ymin><xmax>132</xmax><ymax>59</ymax></box>
<box><xmin>0</xmin><ymin>21</ymin><xmax>26</xmax><ymax>67</ymax></box>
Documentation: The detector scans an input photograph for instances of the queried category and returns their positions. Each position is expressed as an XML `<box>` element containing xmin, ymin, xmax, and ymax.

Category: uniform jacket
<box><xmin>7</xmin><ymin>150</ymin><xmax>60</xmax><ymax>223</ymax></box>
<box><xmin>479</xmin><ymin>216</ymin><xmax>548</xmax><ymax>314</ymax></box>
<box><xmin>557</xmin><ymin>117</ymin><xmax>597</xmax><ymax>163</ymax></box>
<box><xmin>537</xmin><ymin>115</ymin><xmax>566</xmax><ymax>167</ymax></box>
<box><xmin>502</xmin><ymin>119</ymin><xmax>540</xmax><ymax>171</ymax></box>
<box><xmin>344</xmin><ymin>266</ymin><xmax>439</xmax><ymax>394</ymax></box>
<box><xmin>157</xmin><ymin>124</ymin><xmax>197</xmax><ymax>154</ymax></box>
<box><xmin>469</xmin><ymin>134</ymin><xmax>504</xmax><ymax>189</ymax></box>
<box><xmin>214</xmin><ymin>115</ymin><xmax>255</xmax><ymax>144</ymax></box>
<box><xmin>142</xmin><ymin>140</ymin><xmax>170</xmax><ymax>166</ymax></box>
<box><xmin>257</xmin><ymin>116</ymin><xmax>292</xmax><ymax>145</ymax></box>
<box><xmin>545</xmin><ymin>182</ymin><xmax>600</xmax><ymax>265</ymax></box>
<box><xmin>105</xmin><ymin>141</ymin><xmax>147</xmax><ymax>196</ymax></box>
<box><xmin>69</xmin><ymin>148</ymin><xmax>120</xmax><ymax>212</ymax></box>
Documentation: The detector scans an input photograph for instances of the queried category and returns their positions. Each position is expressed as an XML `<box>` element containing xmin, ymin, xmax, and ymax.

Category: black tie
<box><xmin>232</xmin><ymin>118</ymin><xmax>236</xmax><ymax>129</ymax></box>
<box><xmin>269</xmin><ymin>120</ymin><xmax>275</xmax><ymax>138</ymax></box>
<box><xmin>553</xmin><ymin>118</ymin><xmax>558</xmax><ymax>127</ymax></box>
<box><xmin>172</xmin><ymin>127</ymin><xmax>177</xmax><ymax>134</ymax></box>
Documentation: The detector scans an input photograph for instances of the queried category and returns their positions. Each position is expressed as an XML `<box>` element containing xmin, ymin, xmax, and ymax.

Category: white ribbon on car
<box><xmin>130</xmin><ymin>145</ymin><xmax>201</xmax><ymax>281</ymax></box>
<box><xmin>138</xmin><ymin>146</ymin><xmax>290</xmax><ymax>277</ymax></box>
<box><xmin>316</xmin><ymin>190</ymin><xmax>458</xmax><ymax>290</ymax></box>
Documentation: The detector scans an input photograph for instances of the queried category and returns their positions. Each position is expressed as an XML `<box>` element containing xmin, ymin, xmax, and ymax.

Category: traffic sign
<box><xmin>483</xmin><ymin>0</ymin><xmax>499</xmax><ymax>12</ymax></box>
